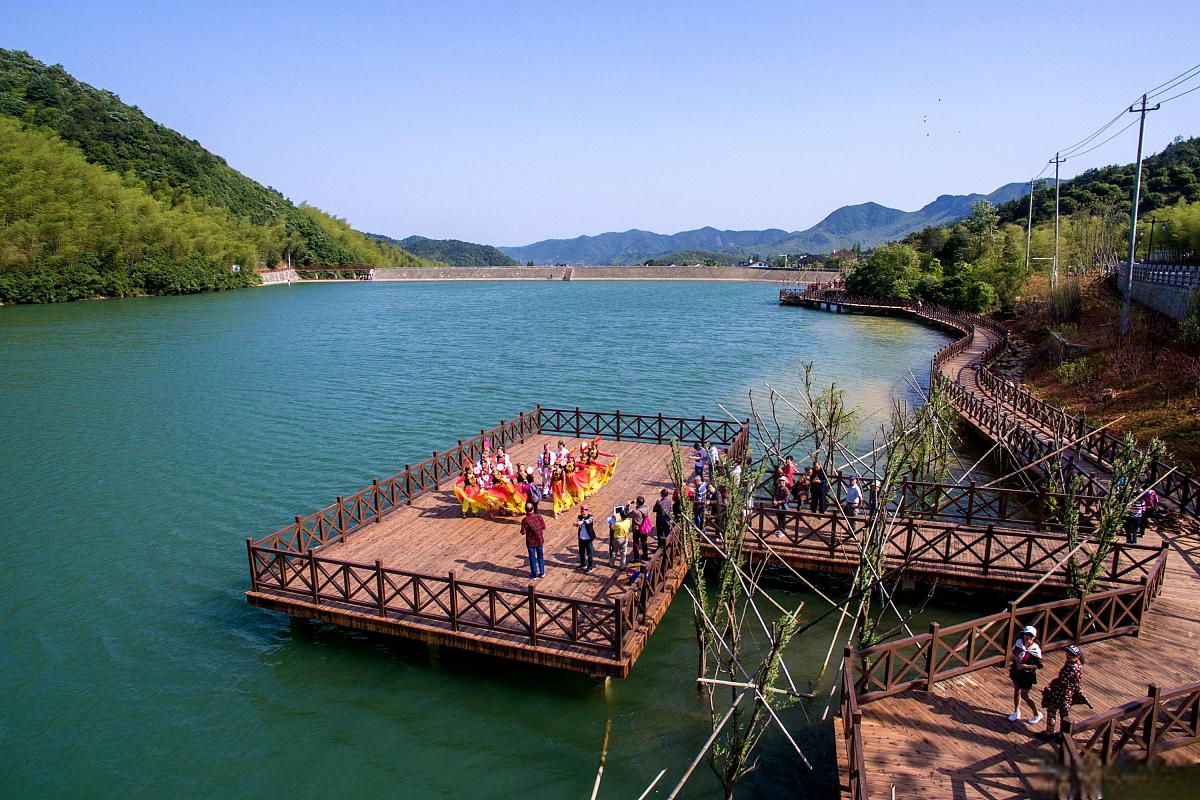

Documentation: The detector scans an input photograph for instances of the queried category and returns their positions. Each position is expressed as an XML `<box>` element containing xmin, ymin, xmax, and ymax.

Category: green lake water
<box><xmin>2</xmin><ymin>281</ymin><xmax>994</xmax><ymax>798</ymax></box>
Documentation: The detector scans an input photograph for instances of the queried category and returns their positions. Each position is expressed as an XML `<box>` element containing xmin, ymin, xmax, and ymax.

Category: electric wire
<box><xmin>1146</xmin><ymin>62</ymin><xmax>1200</xmax><ymax>100</ymax></box>
<box><xmin>1062</xmin><ymin>116</ymin><xmax>1140</xmax><ymax>162</ymax></box>
<box><xmin>1158</xmin><ymin>81</ymin><xmax>1200</xmax><ymax>105</ymax></box>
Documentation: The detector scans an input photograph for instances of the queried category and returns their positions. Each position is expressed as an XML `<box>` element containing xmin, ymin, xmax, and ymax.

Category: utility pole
<box><xmin>1121</xmin><ymin>94</ymin><xmax>1160</xmax><ymax>336</ymax></box>
<box><xmin>1145</xmin><ymin>216</ymin><xmax>1159</xmax><ymax>264</ymax></box>
<box><xmin>1050</xmin><ymin>153</ymin><xmax>1066</xmax><ymax>288</ymax></box>
<box><xmin>1024</xmin><ymin>178</ymin><xmax>1036</xmax><ymax>275</ymax></box>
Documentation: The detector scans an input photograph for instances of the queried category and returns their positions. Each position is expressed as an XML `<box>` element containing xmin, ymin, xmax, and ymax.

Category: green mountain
<box><xmin>382</xmin><ymin>235</ymin><xmax>517</xmax><ymax>266</ymax></box>
<box><xmin>995</xmin><ymin>136</ymin><xmax>1200</xmax><ymax>225</ymax></box>
<box><xmin>0</xmin><ymin>49</ymin><xmax>427</xmax><ymax>302</ymax></box>
<box><xmin>498</xmin><ymin>185</ymin><xmax>1031</xmax><ymax>265</ymax></box>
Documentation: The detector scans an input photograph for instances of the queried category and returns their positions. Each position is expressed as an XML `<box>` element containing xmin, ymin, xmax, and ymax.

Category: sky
<box><xmin>5</xmin><ymin>1</ymin><xmax>1200</xmax><ymax>246</ymax></box>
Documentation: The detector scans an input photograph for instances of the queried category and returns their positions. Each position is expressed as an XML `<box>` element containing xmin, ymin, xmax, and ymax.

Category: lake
<box><xmin>0</xmin><ymin>281</ymin><xmax>988</xmax><ymax>798</ymax></box>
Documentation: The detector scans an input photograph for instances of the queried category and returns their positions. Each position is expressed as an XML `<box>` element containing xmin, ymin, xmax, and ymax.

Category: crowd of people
<box><xmin>766</xmin><ymin>454</ymin><xmax>879</xmax><ymax>519</ymax></box>
<box><xmin>452</xmin><ymin>437</ymin><xmax>618</xmax><ymax>518</ymax></box>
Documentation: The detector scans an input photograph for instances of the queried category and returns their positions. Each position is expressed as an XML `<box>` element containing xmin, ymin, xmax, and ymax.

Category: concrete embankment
<box><xmin>369</xmin><ymin>265</ymin><xmax>839</xmax><ymax>282</ymax></box>
<box><xmin>258</xmin><ymin>268</ymin><xmax>300</xmax><ymax>285</ymax></box>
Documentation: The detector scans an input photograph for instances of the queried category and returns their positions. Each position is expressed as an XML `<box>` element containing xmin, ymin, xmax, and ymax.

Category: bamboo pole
<box><xmin>589</xmin><ymin>718</ymin><xmax>612</xmax><ymax>800</ymax></box>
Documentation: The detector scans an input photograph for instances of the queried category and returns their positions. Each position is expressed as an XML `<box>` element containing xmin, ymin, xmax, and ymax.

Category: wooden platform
<box><xmin>246</xmin><ymin>432</ymin><xmax>688</xmax><ymax>676</ymax></box>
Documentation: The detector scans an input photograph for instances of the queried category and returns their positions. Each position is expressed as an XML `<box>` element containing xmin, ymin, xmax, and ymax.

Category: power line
<box><xmin>1058</xmin><ymin>110</ymin><xmax>1127</xmax><ymax>157</ymax></box>
<box><xmin>1146</xmin><ymin>62</ymin><xmax>1200</xmax><ymax>99</ymax></box>
<box><xmin>1062</xmin><ymin>116</ymin><xmax>1140</xmax><ymax>161</ymax></box>
<box><xmin>1158</xmin><ymin>81</ymin><xmax>1200</xmax><ymax>105</ymax></box>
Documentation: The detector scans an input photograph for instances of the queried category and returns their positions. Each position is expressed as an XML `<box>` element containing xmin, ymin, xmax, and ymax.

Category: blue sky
<box><xmin>6</xmin><ymin>1</ymin><xmax>1200</xmax><ymax>245</ymax></box>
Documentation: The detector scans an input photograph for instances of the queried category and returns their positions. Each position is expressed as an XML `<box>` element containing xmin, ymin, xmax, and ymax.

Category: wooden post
<box><xmin>700</xmin><ymin>415</ymin><xmax>707</xmax><ymax>444</ymax></box>
<box><xmin>965</xmin><ymin>481</ymin><xmax>976</xmax><ymax>525</ymax></box>
<box><xmin>449</xmin><ymin>571</ymin><xmax>459</xmax><ymax>632</ymax></box>
<box><xmin>575</xmin><ymin>407</ymin><xmax>581</xmax><ymax>438</ymax></box>
<box><xmin>375</xmin><ymin>560</ymin><xmax>386</xmax><ymax>616</ymax></box>
<box><xmin>404</xmin><ymin>465</ymin><xmax>412</xmax><ymax>506</ymax></box>
<box><xmin>615</xmin><ymin>409</ymin><xmax>621</xmax><ymax>441</ymax></box>
<box><xmin>657</xmin><ymin>413</ymin><xmax>664</xmax><ymax>443</ymax></box>
<box><xmin>614</xmin><ymin>597</ymin><xmax>624</xmax><ymax>659</ymax></box>
<box><xmin>294</xmin><ymin>515</ymin><xmax>304</xmax><ymax>550</ymax></box>
<box><xmin>1145</xmin><ymin>684</ymin><xmax>1162</xmax><ymax>760</ymax></box>
<box><xmin>432</xmin><ymin>452</ymin><xmax>440</xmax><ymax>489</ymax></box>
<box><xmin>528</xmin><ymin>585</ymin><xmax>538</xmax><ymax>646</ymax></box>
<box><xmin>372</xmin><ymin>479</ymin><xmax>382</xmax><ymax>523</ymax></box>
<box><xmin>307</xmin><ymin>549</ymin><xmax>319</xmax><ymax>604</ymax></box>
<box><xmin>246</xmin><ymin>539</ymin><xmax>258</xmax><ymax>592</ymax></box>
<box><xmin>982</xmin><ymin>525</ymin><xmax>994</xmax><ymax>575</ymax></box>
<box><xmin>926</xmin><ymin>622</ymin><xmax>941</xmax><ymax>690</ymax></box>
<box><xmin>335</xmin><ymin>497</ymin><xmax>345</xmax><ymax>540</ymax></box>
<box><xmin>1003</xmin><ymin>602</ymin><xmax>1018</xmax><ymax>669</ymax></box>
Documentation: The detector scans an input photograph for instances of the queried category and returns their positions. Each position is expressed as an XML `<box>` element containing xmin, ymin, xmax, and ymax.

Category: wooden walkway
<box><xmin>781</xmin><ymin>291</ymin><xmax>1200</xmax><ymax>798</ymax></box>
<box><xmin>245</xmin><ymin>408</ymin><xmax>748</xmax><ymax>677</ymax></box>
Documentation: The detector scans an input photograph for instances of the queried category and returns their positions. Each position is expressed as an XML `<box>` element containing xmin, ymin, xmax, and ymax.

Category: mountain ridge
<box><xmin>499</xmin><ymin>183</ymin><xmax>1031</xmax><ymax>265</ymax></box>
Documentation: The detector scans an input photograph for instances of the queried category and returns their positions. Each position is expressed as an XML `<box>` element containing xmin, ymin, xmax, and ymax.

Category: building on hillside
<box><xmin>830</xmin><ymin>248</ymin><xmax>859</xmax><ymax>262</ymax></box>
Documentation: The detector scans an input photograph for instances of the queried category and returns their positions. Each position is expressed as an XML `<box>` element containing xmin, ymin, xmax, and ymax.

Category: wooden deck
<box><xmin>782</xmin><ymin>291</ymin><xmax>1200</xmax><ymax>798</ymax></box>
<box><xmin>243</xmin><ymin>406</ymin><xmax>758</xmax><ymax>677</ymax></box>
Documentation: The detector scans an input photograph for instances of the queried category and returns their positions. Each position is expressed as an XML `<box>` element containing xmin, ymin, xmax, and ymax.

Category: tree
<box><xmin>844</xmin><ymin>243</ymin><xmax>920</xmax><ymax>299</ymax></box>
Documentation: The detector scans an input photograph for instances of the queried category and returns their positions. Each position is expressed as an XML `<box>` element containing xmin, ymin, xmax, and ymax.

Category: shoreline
<box><xmin>262</xmin><ymin>264</ymin><xmax>841</xmax><ymax>285</ymax></box>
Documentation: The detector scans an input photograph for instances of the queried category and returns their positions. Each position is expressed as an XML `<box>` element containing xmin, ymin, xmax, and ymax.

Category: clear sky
<box><xmin>6</xmin><ymin>1</ymin><xmax>1200</xmax><ymax>245</ymax></box>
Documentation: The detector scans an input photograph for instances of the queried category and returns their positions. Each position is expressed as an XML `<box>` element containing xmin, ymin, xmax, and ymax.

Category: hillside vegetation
<box><xmin>0</xmin><ymin>49</ymin><xmax>426</xmax><ymax>302</ymax></box>
<box><xmin>391</xmin><ymin>235</ymin><xmax>516</xmax><ymax>266</ymax></box>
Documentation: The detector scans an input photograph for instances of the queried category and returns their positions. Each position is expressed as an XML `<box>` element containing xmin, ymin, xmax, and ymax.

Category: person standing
<box><xmin>707</xmin><ymin>442</ymin><xmax>721</xmax><ymax>480</ymax></box>
<box><xmin>653</xmin><ymin>488</ymin><xmax>673</xmax><ymax>550</ymax></box>
<box><xmin>1040</xmin><ymin>645</ymin><xmax>1087</xmax><ymax>739</ymax></box>
<box><xmin>692</xmin><ymin>475</ymin><xmax>709</xmax><ymax>530</ymax></box>
<box><xmin>520</xmin><ymin>503</ymin><xmax>546</xmax><ymax>579</ymax></box>
<box><xmin>844</xmin><ymin>477</ymin><xmax>863</xmax><ymax>517</ymax></box>
<box><xmin>772</xmin><ymin>477</ymin><xmax>791</xmax><ymax>511</ymax></box>
<box><xmin>692</xmin><ymin>443</ymin><xmax>709</xmax><ymax>481</ymax></box>
<box><xmin>1008</xmin><ymin>626</ymin><xmax>1044</xmax><ymax>723</ymax></box>
<box><xmin>1125</xmin><ymin>492</ymin><xmax>1146</xmax><ymax>544</ymax></box>
<box><xmin>609</xmin><ymin>509</ymin><xmax>632</xmax><ymax>568</ymax></box>
<box><xmin>1140</xmin><ymin>487</ymin><xmax>1159</xmax><ymax>540</ymax></box>
<box><xmin>576</xmin><ymin>505</ymin><xmax>596</xmax><ymax>572</ymax></box>
<box><xmin>521</xmin><ymin>469</ymin><xmax>543</xmax><ymax>515</ymax></box>
<box><xmin>629</xmin><ymin>496</ymin><xmax>650</xmax><ymax>561</ymax></box>
<box><xmin>790</xmin><ymin>467</ymin><xmax>811</xmax><ymax>509</ymax></box>
<box><xmin>809</xmin><ymin>471</ymin><xmax>828</xmax><ymax>514</ymax></box>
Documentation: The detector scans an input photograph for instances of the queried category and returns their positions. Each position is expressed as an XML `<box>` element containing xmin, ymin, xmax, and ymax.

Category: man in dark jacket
<box><xmin>652</xmin><ymin>489</ymin><xmax>673</xmax><ymax>551</ymax></box>
<box><xmin>520</xmin><ymin>503</ymin><xmax>546</xmax><ymax>579</ymax></box>
<box><xmin>576</xmin><ymin>505</ymin><xmax>596</xmax><ymax>572</ymax></box>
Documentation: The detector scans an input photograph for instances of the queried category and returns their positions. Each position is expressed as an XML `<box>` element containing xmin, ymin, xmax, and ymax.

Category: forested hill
<box><xmin>996</xmin><ymin>136</ymin><xmax>1200</xmax><ymax>225</ymax></box>
<box><xmin>0</xmin><ymin>49</ymin><xmax>427</xmax><ymax>302</ymax></box>
<box><xmin>386</xmin><ymin>235</ymin><xmax>518</xmax><ymax>266</ymax></box>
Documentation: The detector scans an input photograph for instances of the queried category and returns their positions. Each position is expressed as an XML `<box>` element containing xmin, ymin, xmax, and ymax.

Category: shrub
<box><xmin>1056</xmin><ymin>356</ymin><xmax>1101</xmax><ymax>388</ymax></box>
<box><xmin>1046</xmin><ymin>280</ymin><xmax>1082</xmax><ymax>325</ymax></box>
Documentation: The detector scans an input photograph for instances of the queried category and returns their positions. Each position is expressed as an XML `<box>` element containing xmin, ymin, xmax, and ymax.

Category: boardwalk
<box><xmin>245</xmin><ymin>407</ymin><xmax>747</xmax><ymax>677</ymax></box>
<box><xmin>781</xmin><ymin>290</ymin><xmax>1200</xmax><ymax>798</ymax></box>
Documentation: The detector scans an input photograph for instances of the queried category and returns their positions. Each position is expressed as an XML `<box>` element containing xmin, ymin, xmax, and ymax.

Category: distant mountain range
<box><xmin>498</xmin><ymin>183</ymin><xmax>1031</xmax><ymax>265</ymax></box>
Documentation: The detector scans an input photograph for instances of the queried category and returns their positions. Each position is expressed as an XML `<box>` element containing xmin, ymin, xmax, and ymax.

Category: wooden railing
<box><xmin>247</xmin><ymin>520</ymin><xmax>687</xmax><ymax>664</ymax></box>
<box><xmin>739</xmin><ymin>507</ymin><xmax>1163</xmax><ymax>590</ymax></box>
<box><xmin>537</xmin><ymin>407</ymin><xmax>746</xmax><ymax>447</ymax></box>
<box><xmin>1069</xmin><ymin>680</ymin><xmax>1200</xmax><ymax>768</ymax></box>
<box><xmin>847</xmin><ymin>547</ymin><xmax>1167</xmax><ymax>704</ymax></box>
<box><xmin>840</xmin><ymin>655</ymin><xmax>870</xmax><ymax>800</ymax></box>
<box><xmin>756</xmin><ymin>474</ymin><xmax>1105</xmax><ymax>532</ymax></box>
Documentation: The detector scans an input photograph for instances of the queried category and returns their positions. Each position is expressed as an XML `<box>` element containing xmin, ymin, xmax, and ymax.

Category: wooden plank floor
<box><xmin>318</xmin><ymin>435</ymin><xmax>677</xmax><ymax>605</ymax></box>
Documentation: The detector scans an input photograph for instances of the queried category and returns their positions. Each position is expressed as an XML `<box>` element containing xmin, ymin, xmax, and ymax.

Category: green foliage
<box><xmin>0</xmin><ymin>48</ymin><xmax>429</xmax><ymax>302</ymax></box>
<box><xmin>393</xmin><ymin>235</ymin><xmax>516</xmax><ymax>266</ymax></box>
<box><xmin>1055</xmin><ymin>356</ymin><xmax>1101</xmax><ymax>388</ymax></box>
<box><xmin>0</xmin><ymin>115</ymin><xmax>260</xmax><ymax>301</ymax></box>
<box><xmin>845</xmin><ymin>243</ymin><xmax>920</xmax><ymax>299</ymax></box>
<box><xmin>996</xmin><ymin>137</ymin><xmax>1200</xmax><ymax>226</ymax></box>
<box><xmin>1180</xmin><ymin>300</ymin><xmax>1200</xmax><ymax>355</ymax></box>
<box><xmin>1151</xmin><ymin>198</ymin><xmax>1200</xmax><ymax>263</ymax></box>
